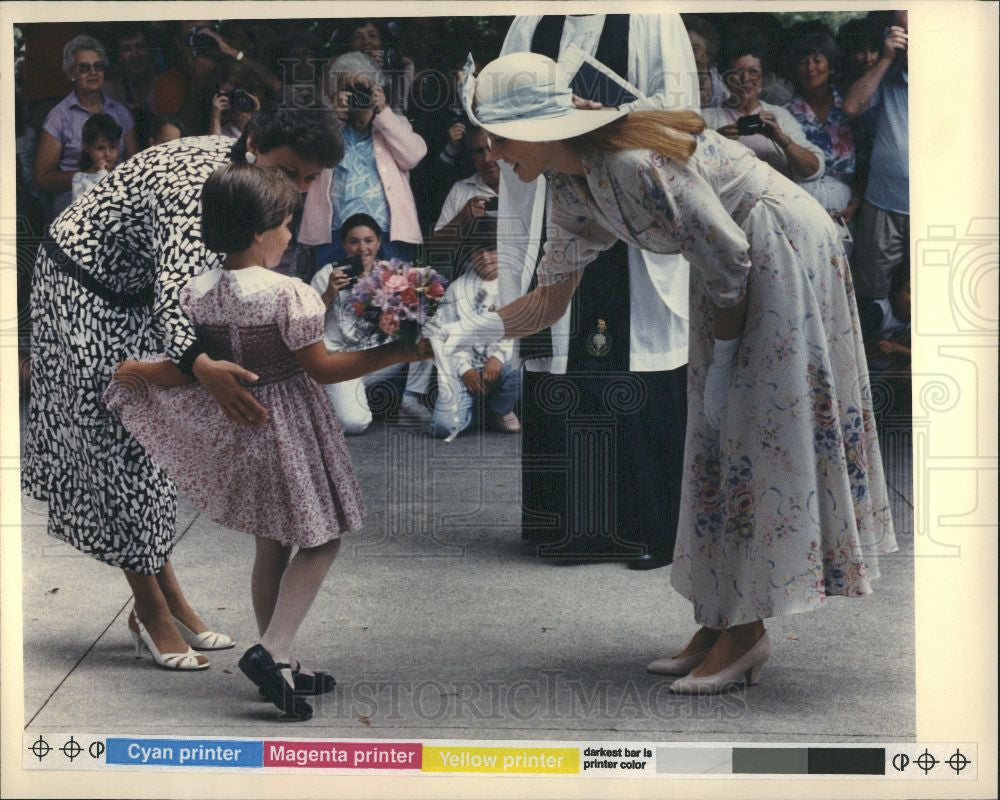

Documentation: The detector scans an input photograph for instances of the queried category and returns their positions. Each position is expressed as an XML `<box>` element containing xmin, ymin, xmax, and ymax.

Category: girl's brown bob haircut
<box><xmin>201</xmin><ymin>163</ymin><xmax>302</xmax><ymax>254</ymax></box>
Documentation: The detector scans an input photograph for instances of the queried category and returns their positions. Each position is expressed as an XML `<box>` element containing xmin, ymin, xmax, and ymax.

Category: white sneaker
<box><xmin>492</xmin><ymin>411</ymin><xmax>521</xmax><ymax>433</ymax></box>
<box><xmin>398</xmin><ymin>394</ymin><xmax>431</xmax><ymax>423</ymax></box>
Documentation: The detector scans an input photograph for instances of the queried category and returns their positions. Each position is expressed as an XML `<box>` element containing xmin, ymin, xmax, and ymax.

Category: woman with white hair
<box><xmin>431</xmin><ymin>52</ymin><xmax>896</xmax><ymax>694</ymax></box>
<box><xmin>300</xmin><ymin>51</ymin><xmax>426</xmax><ymax>270</ymax></box>
<box><xmin>34</xmin><ymin>34</ymin><xmax>137</xmax><ymax>217</ymax></box>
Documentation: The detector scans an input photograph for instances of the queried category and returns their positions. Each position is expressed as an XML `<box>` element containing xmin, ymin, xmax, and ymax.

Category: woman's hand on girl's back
<box><xmin>192</xmin><ymin>354</ymin><xmax>267</xmax><ymax>425</ymax></box>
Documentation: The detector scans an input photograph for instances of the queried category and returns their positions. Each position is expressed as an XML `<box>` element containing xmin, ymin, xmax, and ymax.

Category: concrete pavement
<box><xmin>19</xmin><ymin>413</ymin><xmax>914</xmax><ymax>743</ymax></box>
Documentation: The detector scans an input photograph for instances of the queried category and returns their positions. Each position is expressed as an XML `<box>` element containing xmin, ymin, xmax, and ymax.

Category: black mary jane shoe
<box><xmin>257</xmin><ymin>661</ymin><xmax>335</xmax><ymax>698</ymax></box>
<box><xmin>239</xmin><ymin>644</ymin><xmax>313</xmax><ymax>721</ymax></box>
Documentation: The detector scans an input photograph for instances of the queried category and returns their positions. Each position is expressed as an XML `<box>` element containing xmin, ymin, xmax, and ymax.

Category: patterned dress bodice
<box><xmin>197</xmin><ymin>322</ymin><xmax>305</xmax><ymax>386</ymax></box>
<box><xmin>180</xmin><ymin>267</ymin><xmax>327</xmax><ymax>384</ymax></box>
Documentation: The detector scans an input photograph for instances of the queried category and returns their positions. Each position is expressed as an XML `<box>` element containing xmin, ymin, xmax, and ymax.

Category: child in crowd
<box><xmin>311</xmin><ymin>214</ymin><xmax>435</xmax><ymax>432</ymax></box>
<box><xmin>105</xmin><ymin>164</ymin><xmax>430</xmax><ymax>720</ymax></box>
<box><xmin>71</xmin><ymin>113</ymin><xmax>122</xmax><ymax>200</ymax></box>
<box><xmin>430</xmin><ymin>231</ymin><xmax>521</xmax><ymax>439</ymax></box>
<box><xmin>861</xmin><ymin>258</ymin><xmax>911</xmax><ymax>414</ymax></box>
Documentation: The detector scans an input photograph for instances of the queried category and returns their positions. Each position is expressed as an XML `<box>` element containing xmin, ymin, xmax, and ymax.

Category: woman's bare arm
<box><xmin>116</xmin><ymin>359</ymin><xmax>196</xmax><ymax>387</ymax></box>
<box><xmin>494</xmin><ymin>272</ymin><xmax>583</xmax><ymax>338</ymax></box>
<box><xmin>34</xmin><ymin>131</ymin><xmax>75</xmax><ymax>193</ymax></box>
<box><xmin>295</xmin><ymin>339</ymin><xmax>429</xmax><ymax>384</ymax></box>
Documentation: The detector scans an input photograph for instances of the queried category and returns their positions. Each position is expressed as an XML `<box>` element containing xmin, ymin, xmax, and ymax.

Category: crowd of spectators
<box><xmin>14</xmin><ymin>11</ymin><xmax>910</xmax><ymax>424</ymax></box>
<box><xmin>681</xmin><ymin>11</ymin><xmax>910</xmax><ymax>416</ymax></box>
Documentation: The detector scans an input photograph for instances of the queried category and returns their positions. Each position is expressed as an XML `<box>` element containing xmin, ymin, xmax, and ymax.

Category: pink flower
<box><xmin>729</xmin><ymin>483</ymin><xmax>754</xmax><ymax>516</ymax></box>
<box><xmin>427</xmin><ymin>280</ymin><xmax>445</xmax><ymax>300</ymax></box>
<box><xmin>384</xmin><ymin>274</ymin><xmax>410</xmax><ymax>294</ymax></box>
<box><xmin>400</xmin><ymin>288</ymin><xmax>418</xmax><ymax>307</ymax></box>
<box><xmin>698</xmin><ymin>484</ymin><xmax>721</xmax><ymax>512</ymax></box>
<box><xmin>379</xmin><ymin>309</ymin><xmax>400</xmax><ymax>336</ymax></box>
<box><xmin>406</xmin><ymin>269</ymin><xmax>422</xmax><ymax>287</ymax></box>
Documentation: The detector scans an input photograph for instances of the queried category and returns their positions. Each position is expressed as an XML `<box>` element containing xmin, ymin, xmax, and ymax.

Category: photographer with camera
<box><xmin>300</xmin><ymin>51</ymin><xmax>426</xmax><ymax>274</ymax></box>
<box><xmin>408</xmin><ymin>55</ymin><xmax>480</xmax><ymax>237</ymax></box>
<box><xmin>424</xmin><ymin>127</ymin><xmax>500</xmax><ymax>279</ymax></box>
<box><xmin>426</xmin><ymin>132</ymin><xmax>521</xmax><ymax>438</ymax></box>
<box><xmin>309</xmin><ymin>214</ymin><xmax>435</xmax><ymax>430</ymax></box>
<box><xmin>207</xmin><ymin>61</ymin><xmax>262</xmax><ymax>139</ymax></box>
<box><xmin>153</xmin><ymin>21</ymin><xmax>278</xmax><ymax>135</ymax></box>
<box><xmin>702</xmin><ymin>36</ymin><xmax>822</xmax><ymax>181</ymax></box>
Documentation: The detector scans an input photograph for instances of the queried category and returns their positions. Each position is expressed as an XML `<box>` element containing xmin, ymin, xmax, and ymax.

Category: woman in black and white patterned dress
<box><xmin>22</xmin><ymin>107</ymin><xmax>343</xmax><ymax>670</ymax></box>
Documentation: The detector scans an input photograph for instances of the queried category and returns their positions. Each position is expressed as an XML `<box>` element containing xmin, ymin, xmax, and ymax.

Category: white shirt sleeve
<box><xmin>434</xmin><ymin>183</ymin><xmax>465</xmax><ymax>233</ymax></box>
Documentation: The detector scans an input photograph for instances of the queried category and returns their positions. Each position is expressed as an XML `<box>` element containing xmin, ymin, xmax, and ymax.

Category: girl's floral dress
<box><xmin>104</xmin><ymin>267</ymin><xmax>365</xmax><ymax>548</ymax></box>
<box><xmin>539</xmin><ymin>129</ymin><xmax>896</xmax><ymax>628</ymax></box>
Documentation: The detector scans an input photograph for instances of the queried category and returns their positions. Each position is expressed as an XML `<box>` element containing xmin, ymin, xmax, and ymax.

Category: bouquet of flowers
<box><xmin>346</xmin><ymin>259</ymin><xmax>449</xmax><ymax>344</ymax></box>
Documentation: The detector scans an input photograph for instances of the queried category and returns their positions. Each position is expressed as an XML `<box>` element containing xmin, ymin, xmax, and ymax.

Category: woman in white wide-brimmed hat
<box><xmin>430</xmin><ymin>51</ymin><xmax>896</xmax><ymax>694</ymax></box>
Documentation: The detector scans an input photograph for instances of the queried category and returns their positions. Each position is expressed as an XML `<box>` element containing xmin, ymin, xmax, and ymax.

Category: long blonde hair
<box><xmin>568</xmin><ymin>110</ymin><xmax>706</xmax><ymax>163</ymax></box>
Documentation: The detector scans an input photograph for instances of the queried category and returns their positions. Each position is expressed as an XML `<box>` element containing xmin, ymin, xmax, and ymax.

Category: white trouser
<box><xmin>323</xmin><ymin>360</ymin><xmax>433</xmax><ymax>434</ymax></box>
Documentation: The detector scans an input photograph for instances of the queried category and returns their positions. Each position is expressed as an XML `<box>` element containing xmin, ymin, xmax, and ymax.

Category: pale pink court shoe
<box><xmin>668</xmin><ymin>632</ymin><xmax>772</xmax><ymax>694</ymax></box>
<box><xmin>646</xmin><ymin>649</ymin><xmax>710</xmax><ymax>676</ymax></box>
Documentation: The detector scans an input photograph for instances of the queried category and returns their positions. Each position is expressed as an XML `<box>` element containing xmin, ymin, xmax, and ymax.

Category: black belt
<box><xmin>43</xmin><ymin>238</ymin><xmax>154</xmax><ymax>310</ymax></box>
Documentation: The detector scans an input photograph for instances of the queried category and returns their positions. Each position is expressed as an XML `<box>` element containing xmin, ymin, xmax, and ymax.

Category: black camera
<box><xmin>187</xmin><ymin>26</ymin><xmax>220</xmax><ymax>59</ymax></box>
<box><xmin>484</xmin><ymin>196</ymin><xmax>499</xmax><ymax>216</ymax></box>
<box><xmin>348</xmin><ymin>82</ymin><xmax>373</xmax><ymax>110</ymax></box>
<box><xmin>736</xmin><ymin>114</ymin><xmax>767</xmax><ymax>136</ymax></box>
<box><xmin>225</xmin><ymin>89</ymin><xmax>256</xmax><ymax>113</ymax></box>
<box><xmin>328</xmin><ymin>255</ymin><xmax>365</xmax><ymax>284</ymax></box>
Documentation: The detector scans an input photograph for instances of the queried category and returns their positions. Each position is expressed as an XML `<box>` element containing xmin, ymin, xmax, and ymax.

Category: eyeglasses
<box><xmin>75</xmin><ymin>61</ymin><xmax>107</xmax><ymax>74</ymax></box>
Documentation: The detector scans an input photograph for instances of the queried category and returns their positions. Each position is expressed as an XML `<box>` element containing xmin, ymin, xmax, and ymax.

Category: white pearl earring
<box><xmin>245</xmin><ymin>151</ymin><xmax>257</xmax><ymax>164</ymax></box>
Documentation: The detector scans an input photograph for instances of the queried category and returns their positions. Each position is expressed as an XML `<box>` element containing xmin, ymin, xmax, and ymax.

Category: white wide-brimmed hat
<box><xmin>461</xmin><ymin>52</ymin><xmax>628</xmax><ymax>142</ymax></box>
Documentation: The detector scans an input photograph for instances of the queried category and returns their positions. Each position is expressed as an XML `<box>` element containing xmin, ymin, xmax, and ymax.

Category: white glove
<box><xmin>703</xmin><ymin>337</ymin><xmax>739</xmax><ymax>430</ymax></box>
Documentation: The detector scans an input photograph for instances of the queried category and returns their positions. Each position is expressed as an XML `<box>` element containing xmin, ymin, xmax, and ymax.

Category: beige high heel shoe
<box><xmin>172</xmin><ymin>616</ymin><xmax>234</xmax><ymax>651</ymax></box>
<box><xmin>646</xmin><ymin>649</ymin><xmax>710</xmax><ymax>676</ymax></box>
<box><xmin>668</xmin><ymin>632</ymin><xmax>771</xmax><ymax>694</ymax></box>
<box><xmin>128</xmin><ymin>612</ymin><xmax>209</xmax><ymax>671</ymax></box>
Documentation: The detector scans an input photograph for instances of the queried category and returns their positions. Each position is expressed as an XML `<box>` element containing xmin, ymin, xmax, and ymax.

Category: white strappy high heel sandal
<box><xmin>172</xmin><ymin>616</ymin><xmax>235</xmax><ymax>651</ymax></box>
<box><xmin>128</xmin><ymin>612</ymin><xmax>209</xmax><ymax>671</ymax></box>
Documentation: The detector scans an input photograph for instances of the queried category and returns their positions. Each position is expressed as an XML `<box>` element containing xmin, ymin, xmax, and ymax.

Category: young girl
<box><xmin>71</xmin><ymin>113</ymin><xmax>122</xmax><ymax>200</ymax></box>
<box><xmin>104</xmin><ymin>163</ymin><xmax>430</xmax><ymax>720</ymax></box>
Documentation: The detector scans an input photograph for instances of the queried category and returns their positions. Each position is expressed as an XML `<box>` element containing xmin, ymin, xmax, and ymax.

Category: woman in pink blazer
<box><xmin>300</xmin><ymin>51</ymin><xmax>426</xmax><ymax>272</ymax></box>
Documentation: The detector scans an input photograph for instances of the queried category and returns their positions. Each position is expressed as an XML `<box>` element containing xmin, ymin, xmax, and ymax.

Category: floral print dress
<box><xmin>104</xmin><ymin>268</ymin><xmax>365</xmax><ymax>548</ymax></box>
<box><xmin>786</xmin><ymin>88</ymin><xmax>857</xmax><ymax>212</ymax></box>
<box><xmin>539</xmin><ymin>130</ymin><xmax>896</xmax><ymax>627</ymax></box>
